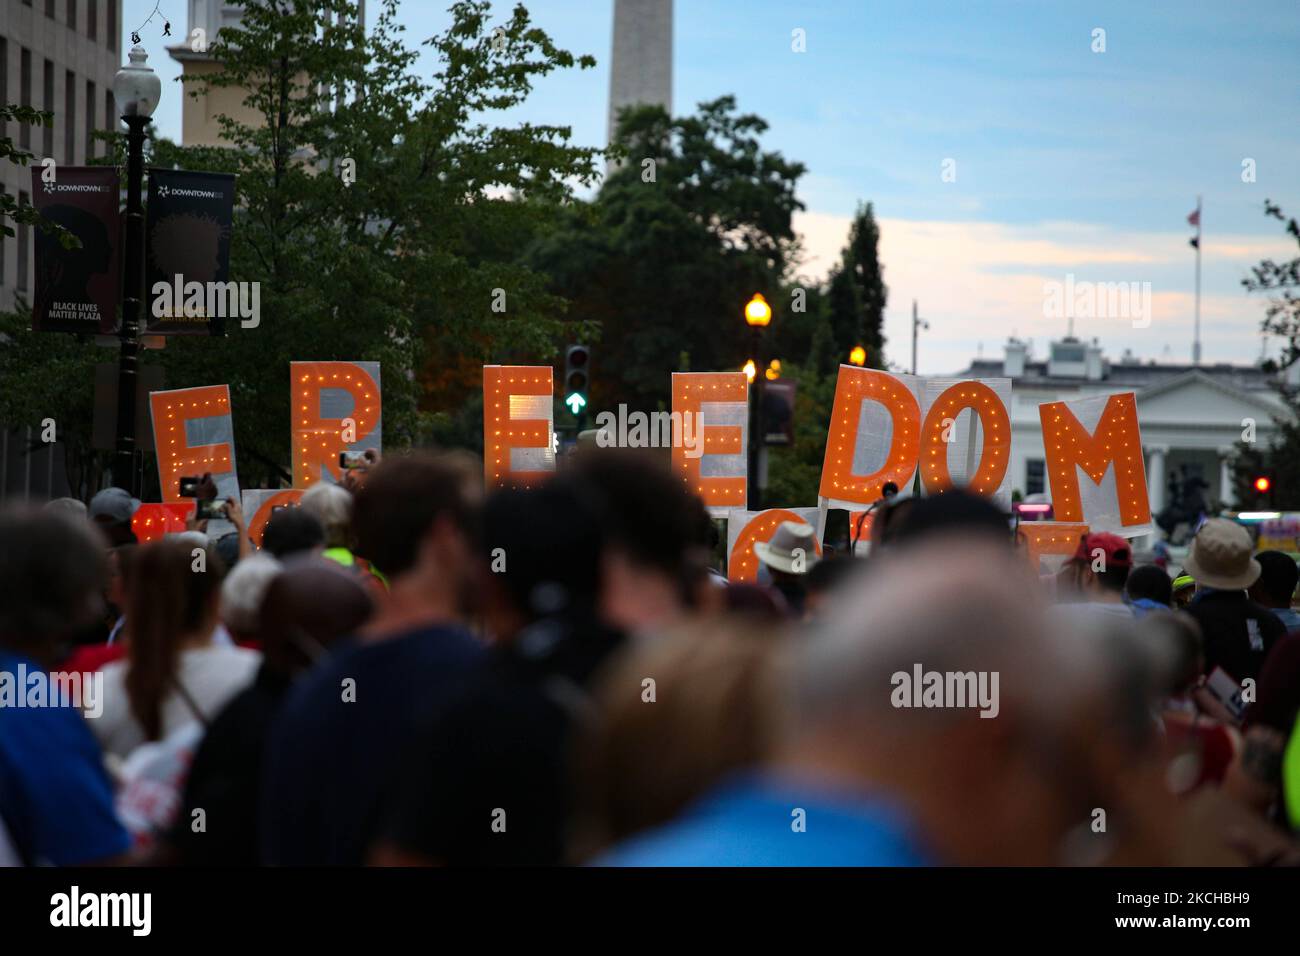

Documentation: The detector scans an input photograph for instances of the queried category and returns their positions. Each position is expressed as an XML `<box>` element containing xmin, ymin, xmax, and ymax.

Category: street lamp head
<box><xmin>744</xmin><ymin>293</ymin><xmax>771</xmax><ymax>328</ymax></box>
<box><xmin>113</xmin><ymin>46</ymin><xmax>161</xmax><ymax>121</ymax></box>
<box><xmin>849</xmin><ymin>345</ymin><xmax>867</xmax><ymax>366</ymax></box>
<box><xmin>742</xmin><ymin>359</ymin><xmax>757</xmax><ymax>383</ymax></box>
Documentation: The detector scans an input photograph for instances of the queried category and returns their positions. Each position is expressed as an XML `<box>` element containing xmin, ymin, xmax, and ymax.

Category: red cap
<box><xmin>1070</xmin><ymin>531</ymin><xmax>1133</xmax><ymax>569</ymax></box>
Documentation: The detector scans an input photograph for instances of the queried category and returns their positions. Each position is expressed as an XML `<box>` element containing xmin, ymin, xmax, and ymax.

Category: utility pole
<box><xmin>911</xmin><ymin>300</ymin><xmax>929</xmax><ymax>375</ymax></box>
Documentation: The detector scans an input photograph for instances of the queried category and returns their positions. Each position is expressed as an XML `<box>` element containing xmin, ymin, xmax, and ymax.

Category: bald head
<box><xmin>778</xmin><ymin>535</ymin><xmax>1146</xmax><ymax>864</ymax></box>
<box><xmin>790</xmin><ymin>536</ymin><xmax>1069</xmax><ymax>735</ymax></box>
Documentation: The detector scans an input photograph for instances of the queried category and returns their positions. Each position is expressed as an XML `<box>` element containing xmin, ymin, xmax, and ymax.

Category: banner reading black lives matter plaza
<box><xmin>145</xmin><ymin>169</ymin><xmax>237</xmax><ymax>336</ymax></box>
<box><xmin>30</xmin><ymin>166</ymin><xmax>121</xmax><ymax>334</ymax></box>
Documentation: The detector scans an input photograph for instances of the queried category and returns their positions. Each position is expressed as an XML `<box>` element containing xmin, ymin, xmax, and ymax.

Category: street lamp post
<box><xmin>110</xmin><ymin>47</ymin><xmax>160</xmax><ymax>496</ymax></box>
<box><xmin>744</xmin><ymin>293</ymin><xmax>771</xmax><ymax>510</ymax></box>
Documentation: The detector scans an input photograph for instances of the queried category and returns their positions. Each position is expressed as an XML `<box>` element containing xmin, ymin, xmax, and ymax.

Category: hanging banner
<box><xmin>671</xmin><ymin>372</ymin><xmax>748</xmax><ymax>516</ymax></box>
<box><xmin>145</xmin><ymin>169</ymin><xmax>237</xmax><ymax>336</ymax></box>
<box><xmin>483</xmin><ymin>366</ymin><xmax>555</xmax><ymax>489</ymax></box>
<box><xmin>1040</xmin><ymin>392</ymin><xmax>1151</xmax><ymax>537</ymax></box>
<box><xmin>149</xmin><ymin>385</ymin><xmax>240</xmax><ymax>503</ymax></box>
<box><xmin>242</xmin><ymin>489</ymin><xmax>305</xmax><ymax>548</ymax></box>
<box><xmin>30</xmin><ymin>166</ymin><xmax>121</xmax><ymax>334</ymax></box>
<box><xmin>726</xmin><ymin>507</ymin><xmax>822</xmax><ymax>583</ymax></box>
<box><xmin>291</xmin><ymin>361</ymin><xmax>382</xmax><ymax>488</ymax></box>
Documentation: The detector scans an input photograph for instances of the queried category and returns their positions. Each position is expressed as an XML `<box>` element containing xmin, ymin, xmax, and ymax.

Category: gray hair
<box><xmin>300</xmin><ymin>482</ymin><xmax>353</xmax><ymax>549</ymax></box>
<box><xmin>786</xmin><ymin>536</ymin><xmax>1084</xmax><ymax>736</ymax></box>
<box><xmin>220</xmin><ymin>553</ymin><xmax>283</xmax><ymax>636</ymax></box>
<box><xmin>44</xmin><ymin>497</ymin><xmax>89</xmax><ymax>520</ymax></box>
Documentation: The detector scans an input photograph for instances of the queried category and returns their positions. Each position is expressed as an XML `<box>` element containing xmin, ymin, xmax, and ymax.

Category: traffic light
<box><xmin>1254</xmin><ymin>476</ymin><xmax>1271</xmax><ymax>494</ymax></box>
<box><xmin>564</xmin><ymin>345</ymin><xmax>590</xmax><ymax>417</ymax></box>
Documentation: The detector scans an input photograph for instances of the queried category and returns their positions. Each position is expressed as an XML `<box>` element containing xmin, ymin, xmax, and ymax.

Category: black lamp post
<box><xmin>110</xmin><ymin>46</ymin><xmax>160</xmax><ymax>496</ymax></box>
<box><xmin>744</xmin><ymin>293</ymin><xmax>771</xmax><ymax>510</ymax></box>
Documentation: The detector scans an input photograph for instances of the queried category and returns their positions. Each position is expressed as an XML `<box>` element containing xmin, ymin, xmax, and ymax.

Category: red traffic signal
<box><xmin>1254</xmin><ymin>476</ymin><xmax>1271</xmax><ymax>493</ymax></box>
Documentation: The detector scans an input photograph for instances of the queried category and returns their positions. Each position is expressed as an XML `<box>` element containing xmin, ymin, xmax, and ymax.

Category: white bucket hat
<box><xmin>1183</xmin><ymin>518</ymin><xmax>1261</xmax><ymax>591</ymax></box>
<box><xmin>753</xmin><ymin>520</ymin><xmax>820</xmax><ymax>575</ymax></box>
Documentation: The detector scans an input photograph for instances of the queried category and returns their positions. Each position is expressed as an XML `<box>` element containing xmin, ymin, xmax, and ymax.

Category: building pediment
<box><xmin>1135</xmin><ymin>370</ymin><xmax>1285</xmax><ymax>426</ymax></box>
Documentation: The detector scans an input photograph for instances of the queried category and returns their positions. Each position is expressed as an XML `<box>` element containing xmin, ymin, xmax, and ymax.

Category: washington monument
<box><xmin>607</xmin><ymin>0</ymin><xmax>674</xmax><ymax>148</ymax></box>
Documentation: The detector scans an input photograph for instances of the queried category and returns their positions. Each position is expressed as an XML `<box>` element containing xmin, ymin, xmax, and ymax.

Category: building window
<box><xmin>88</xmin><ymin>0</ymin><xmax>98</xmax><ymax>41</ymax></box>
<box><xmin>20</xmin><ymin>48</ymin><xmax>32</xmax><ymax>150</ymax></box>
<box><xmin>86</xmin><ymin>80</ymin><xmax>96</xmax><ymax>159</ymax></box>
<box><xmin>46</xmin><ymin>0</ymin><xmax>55</xmax><ymax>17</ymax></box>
<box><xmin>65</xmin><ymin>70</ymin><xmax>76</xmax><ymax>164</ymax></box>
<box><xmin>43</xmin><ymin>60</ymin><xmax>55</xmax><ymax>160</ymax></box>
<box><xmin>0</xmin><ymin>187</ymin><xmax>6</xmax><ymax>288</ymax></box>
<box><xmin>108</xmin><ymin>1</ymin><xmax>118</xmax><ymax>52</ymax></box>
<box><xmin>0</xmin><ymin>40</ymin><xmax>7</xmax><ymax>141</ymax></box>
<box><xmin>105</xmin><ymin>88</ymin><xmax>115</xmax><ymax>135</ymax></box>
<box><xmin>68</xmin><ymin>0</ymin><xmax>76</xmax><ymax>32</ymax></box>
<box><xmin>1026</xmin><ymin>459</ymin><xmax>1046</xmax><ymax>496</ymax></box>
<box><xmin>17</xmin><ymin>192</ymin><xmax>31</xmax><ymax>293</ymax></box>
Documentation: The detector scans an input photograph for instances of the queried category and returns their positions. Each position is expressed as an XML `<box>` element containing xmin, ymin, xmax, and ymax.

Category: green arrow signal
<box><xmin>565</xmin><ymin>393</ymin><xmax>587</xmax><ymax>414</ymax></box>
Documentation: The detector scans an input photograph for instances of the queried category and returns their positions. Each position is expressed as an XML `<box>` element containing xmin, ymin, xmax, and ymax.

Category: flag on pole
<box><xmin>1187</xmin><ymin>208</ymin><xmax>1200</xmax><ymax>227</ymax></box>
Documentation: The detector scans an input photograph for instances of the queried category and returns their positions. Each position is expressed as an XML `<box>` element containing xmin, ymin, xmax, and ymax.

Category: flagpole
<box><xmin>1193</xmin><ymin>195</ymin><xmax>1202</xmax><ymax>366</ymax></box>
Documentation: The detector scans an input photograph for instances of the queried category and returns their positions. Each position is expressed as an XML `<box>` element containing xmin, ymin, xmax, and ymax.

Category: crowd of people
<box><xmin>2</xmin><ymin>447</ymin><xmax>1299</xmax><ymax>866</ymax></box>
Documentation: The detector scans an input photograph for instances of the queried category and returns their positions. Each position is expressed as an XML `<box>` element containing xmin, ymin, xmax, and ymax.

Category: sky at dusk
<box><xmin>123</xmin><ymin>0</ymin><xmax>1300</xmax><ymax>373</ymax></box>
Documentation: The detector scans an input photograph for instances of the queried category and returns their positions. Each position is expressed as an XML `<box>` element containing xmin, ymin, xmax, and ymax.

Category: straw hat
<box><xmin>1183</xmin><ymin>518</ymin><xmax>1261</xmax><ymax>590</ymax></box>
<box><xmin>753</xmin><ymin>521</ymin><xmax>820</xmax><ymax>575</ymax></box>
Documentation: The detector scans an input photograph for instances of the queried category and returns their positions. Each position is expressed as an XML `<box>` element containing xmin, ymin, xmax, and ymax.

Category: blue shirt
<box><xmin>0</xmin><ymin>651</ymin><xmax>130</xmax><ymax>865</ymax></box>
<box><xmin>1272</xmin><ymin>607</ymin><xmax>1300</xmax><ymax>632</ymax></box>
<box><xmin>260</xmin><ymin>623</ymin><xmax>484</xmax><ymax>865</ymax></box>
<box><xmin>597</xmin><ymin>775</ymin><xmax>931</xmax><ymax>866</ymax></box>
<box><xmin>1128</xmin><ymin>597</ymin><xmax>1169</xmax><ymax>619</ymax></box>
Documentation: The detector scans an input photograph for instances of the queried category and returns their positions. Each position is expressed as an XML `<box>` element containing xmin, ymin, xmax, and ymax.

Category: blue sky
<box><xmin>123</xmin><ymin>0</ymin><xmax>1300</xmax><ymax>373</ymax></box>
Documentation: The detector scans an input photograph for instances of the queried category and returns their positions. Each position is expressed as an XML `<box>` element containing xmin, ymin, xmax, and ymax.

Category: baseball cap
<box><xmin>1070</xmin><ymin>531</ymin><xmax>1134</xmax><ymax>570</ymax></box>
<box><xmin>89</xmin><ymin>487</ymin><xmax>141</xmax><ymax>526</ymax></box>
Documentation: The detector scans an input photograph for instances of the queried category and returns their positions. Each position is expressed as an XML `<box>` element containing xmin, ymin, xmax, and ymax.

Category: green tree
<box><xmin>825</xmin><ymin>202</ymin><xmax>887</xmax><ymax>367</ymax></box>
<box><xmin>1230</xmin><ymin>201</ymin><xmax>1300</xmax><ymax>509</ymax></box>
<box><xmin>528</xmin><ymin>96</ymin><xmax>806</xmax><ymax>412</ymax></box>
<box><xmin>1</xmin><ymin>104</ymin><xmax>77</xmax><ymax>248</ymax></box>
<box><xmin>2</xmin><ymin>0</ymin><xmax>604</xmax><ymax>493</ymax></box>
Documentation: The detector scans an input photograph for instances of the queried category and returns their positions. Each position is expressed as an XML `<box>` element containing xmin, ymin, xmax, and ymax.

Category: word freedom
<box><xmin>890</xmin><ymin>664</ymin><xmax>1000</xmax><ymax>718</ymax></box>
<box><xmin>151</xmin><ymin>275</ymin><xmax>261</xmax><ymax>328</ymax></box>
<box><xmin>0</xmin><ymin>664</ymin><xmax>102</xmax><ymax>718</ymax></box>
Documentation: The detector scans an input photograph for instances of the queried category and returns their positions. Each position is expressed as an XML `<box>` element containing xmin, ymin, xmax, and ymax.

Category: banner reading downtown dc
<box><xmin>145</xmin><ymin>169</ymin><xmax>236</xmax><ymax>336</ymax></box>
<box><xmin>30</xmin><ymin>166</ymin><xmax>121</xmax><ymax>334</ymax></box>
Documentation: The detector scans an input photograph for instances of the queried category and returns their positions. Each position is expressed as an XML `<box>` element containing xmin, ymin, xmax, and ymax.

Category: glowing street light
<box><xmin>849</xmin><ymin>345</ymin><xmax>867</xmax><ymax>366</ymax></box>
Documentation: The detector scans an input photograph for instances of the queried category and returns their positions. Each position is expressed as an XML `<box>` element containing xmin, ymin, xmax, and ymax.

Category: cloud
<box><xmin>792</xmin><ymin>210</ymin><xmax>1294</xmax><ymax>372</ymax></box>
